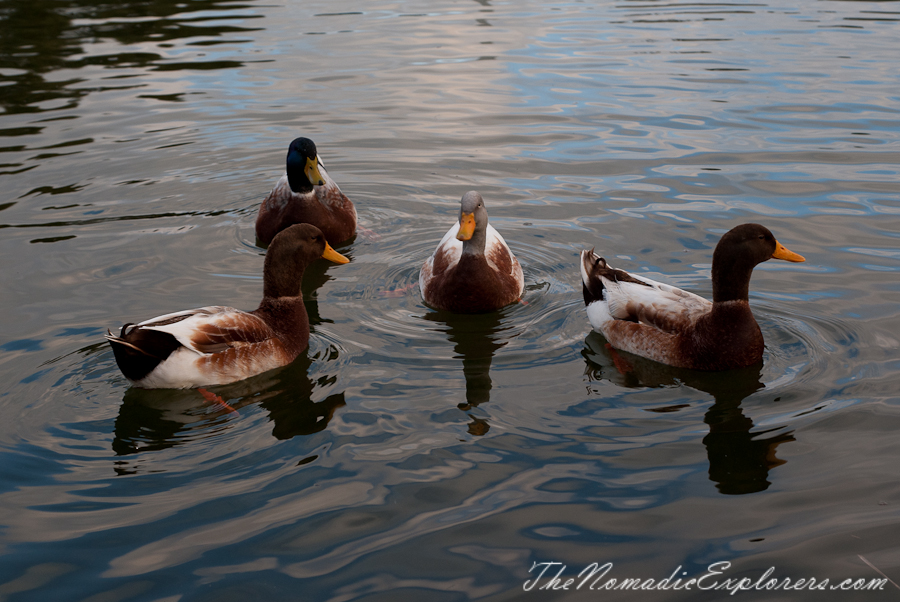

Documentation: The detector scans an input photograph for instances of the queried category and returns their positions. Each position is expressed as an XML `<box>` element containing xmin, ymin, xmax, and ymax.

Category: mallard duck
<box><xmin>255</xmin><ymin>137</ymin><xmax>357</xmax><ymax>246</ymax></box>
<box><xmin>580</xmin><ymin>223</ymin><xmax>805</xmax><ymax>371</ymax></box>
<box><xmin>420</xmin><ymin>191</ymin><xmax>524</xmax><ymax>313</ymax></box>
<box><xmin>106</xmin><ymin>224</ymin><xmax>349</xmax><ymax>389</ymax></box>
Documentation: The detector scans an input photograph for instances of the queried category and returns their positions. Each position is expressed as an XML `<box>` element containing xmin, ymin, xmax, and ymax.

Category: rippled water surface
<box><xmin>2</xmin><ymin>0</ymin><xmax>900</xmax><ymax>600</ymax></box>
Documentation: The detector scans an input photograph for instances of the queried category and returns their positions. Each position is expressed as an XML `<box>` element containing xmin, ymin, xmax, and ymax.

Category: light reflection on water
<box><xmin>2</xmin><ymin>0</ymin><xmax>900</xmax><ymax>599</ymax></box>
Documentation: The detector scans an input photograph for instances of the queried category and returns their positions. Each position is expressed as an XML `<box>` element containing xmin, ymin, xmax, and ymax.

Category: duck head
<box><xmin>455</xmin><ymin>191</ymin><xmax>490</xmax><ymax>254</ymax></box>
<box><xmin>285</xmin><ymin>137</ymin><xmax>325</xmax><ymax>193</ymax></box>
<box><xmin>263</xmin><ymin>223</ymin><xmax>348</xmax><ymax>299</ymax></box>
<box><xmin>712</xmin><ymin>223</ymin><xmax>805</xmax><ymax>303</ymax></box>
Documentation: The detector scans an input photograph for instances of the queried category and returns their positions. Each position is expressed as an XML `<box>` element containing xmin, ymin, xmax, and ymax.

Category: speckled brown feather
<box><xmin>597</xmin><ymin>301</ymin><xmax>764</xmax><ymax>370</ymax></box>
<box><xmin>171</xmin><ymin>307</ymin><xmax>274</xmax><ymax>353</ymax></box>
<box><xmin>425</xmin><ymin>248</ymin><xmax>523</xmax><ymax>314</ymax></box>
<box><xmin>256</xmin><ymin>175</ymin><xmax>356</xmax><ymax>246</ymax></box>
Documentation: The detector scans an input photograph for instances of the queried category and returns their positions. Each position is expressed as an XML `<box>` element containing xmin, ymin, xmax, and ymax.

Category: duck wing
<box><xmin>135</xmin><ymin>306</ymin><xmax>276</xmax><ymax>354</ymax></box>
<box><xmin>484</xmin><ymin>224</ymin><xmax>524</xmax><ymax>290</ymax></box>
<box><xmin>604</xmin><ymin>272</ymin><xmax>710</xmax><ymax>334</ymax></box>
<box><xmin>582</xmin><ymin>250</ymin><xmax>710</xmax><ymax>334</ymax></box>
<box><xmin>420</xmin><ymin>222</ymin><xmax>463</xmax><ymax>292</ymax></box>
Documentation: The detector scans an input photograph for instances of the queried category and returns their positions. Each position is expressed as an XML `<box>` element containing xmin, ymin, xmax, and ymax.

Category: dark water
<box><xmin>2</xmin><ymin>0</ymin><xmax>900</xmax><ymax>600</ymax></box>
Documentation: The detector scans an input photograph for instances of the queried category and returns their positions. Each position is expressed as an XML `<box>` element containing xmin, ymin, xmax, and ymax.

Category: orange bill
<box><xmin>772</xmin><ymin>241</ymin><xmax>805</xmax><ymax>262</ymax></box>
<box><xmin>322</xmin><ymin>242</ymin><xmax>350</xmax><ymax>264</ymax></box>
<box><xmin>456</xmin><ymin>212</ymin><xmax>476</xmax><ymax>241</ymax></box>
<box><xmin>305</xmin><ymin>156</ymin><xmax>325</xmax><ymax>186</ymax></box>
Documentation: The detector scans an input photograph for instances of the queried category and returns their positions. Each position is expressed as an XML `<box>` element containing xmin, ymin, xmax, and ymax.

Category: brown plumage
<box><xmin>106</xmin><ymin>224</ymin><xmax>349</xmax><ymax>389</ymax></box>
<box><xmin>255</xmin><ymin>137</ymin><xmax>357</xmax><ymax>246</ymax></box>
<box><xmin>580</xmin><ymin>223</ymin><xmax>805</xmax><ymax>371</ymax></box>
<box><xmin>419</xmin><ymin>191</ymin><xmax>524</xmax><ymax>313</ymax></box>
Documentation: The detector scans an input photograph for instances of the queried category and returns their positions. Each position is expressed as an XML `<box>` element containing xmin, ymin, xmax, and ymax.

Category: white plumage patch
<box><xmin>585</xmin><ymin>296</ymin><xmax>613</xmax><ymax>332</ymax></box>
<box><xmin>128</xmin><ymin>306</ymin><xmax>290</xmax><ymax>389</ymax></box>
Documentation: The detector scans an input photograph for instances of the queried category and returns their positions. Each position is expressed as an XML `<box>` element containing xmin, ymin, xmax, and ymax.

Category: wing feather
<box><xmin>420</xmin><ymin>222</ymin><xmax>462</xmax><ymax>292</ymax></box>
<box><xmin>140</xmin><ymin>306</ymin><xmax>276</xmax><ymax>355</ymax></box>
<box><xmin>602</xmin><ymin>273</ymin><xmax>711</xmax><ymax>334</ymax></box>
<box><xmin>485</xmin><ymin>224</ymin><xmax>524</xmax><ymax>293</ymax></box>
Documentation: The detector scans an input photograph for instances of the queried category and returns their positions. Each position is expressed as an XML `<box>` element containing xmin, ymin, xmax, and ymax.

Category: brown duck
<box><xmin>580</xmin><ymin>223</ymin><xmax>805</xmax><ymax>370</ymax></box>
<box><xmin>255</xmin><ymin>137</ymin><xmax>357</xmax><ymax>246</ymax></box>
<box><xmin>420</xmin><ymin>191</ymin><xmax>524</xmax><ymax>313</ymax></box>
<box><xmin>106</xmin><ymin>224</ymin><xmax>349</xmax><ymax>388</ymax></box>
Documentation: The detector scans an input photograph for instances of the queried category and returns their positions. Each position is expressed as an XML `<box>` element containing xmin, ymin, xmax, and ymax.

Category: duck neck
<box><xmin>256</xmin><ymin>296</ymin><xmax>310</xmax><ymax>356</ymax></box>
<box><xmin>461</xmin><ymin>227</ymin><xmax>487</xmax><ymax>258</ymax></box>
<box><xmin>286</xmin><ymin>171</ymin><xmax>313</xmax><ymax>194</ymax></box>
<box><xmin>711</xmin><ymin>254</ymin><xmax>755</xmax><ymax>303</ymax></box>
<box><xmin>264</xmin><ymin>266</ymin><xmax>304</xmax><ymax>300</ymax></box>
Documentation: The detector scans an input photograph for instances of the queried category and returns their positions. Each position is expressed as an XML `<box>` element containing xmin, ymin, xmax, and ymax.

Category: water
<box><xmin>2</xmin><ymin>0</ymin><xmax>900</xmax><ymax>599</ymax></box>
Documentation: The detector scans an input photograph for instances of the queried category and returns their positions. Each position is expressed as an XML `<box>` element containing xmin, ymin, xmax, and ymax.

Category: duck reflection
<box><xmin>422</xmin><ymin>310</ymin><xmax>507</xmax><ymax>436</ymax></box>
<box><xmin>298</xmin><ymin>247</ymin><xmax>350</xmax><ymax>325</ymax></box>
<box><xmin>582</xmin><ymin>332</ymin><xmax>794</xmax><ymax>495</ymax></box>
<box><xmin>113</xmin><ymin>351</ymin><xmax>345</xmax><ymax>458</ymax></box>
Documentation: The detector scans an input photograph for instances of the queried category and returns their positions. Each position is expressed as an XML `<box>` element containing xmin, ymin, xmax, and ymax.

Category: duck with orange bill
<box><xmin>420</xmin><ymin>191</ymin><xmax>524</xmax><ymax>314</ymax></box>
<box><xmin>106</xmin><ymin>224</ymin><xmax>349</xmax><ymax>388</ymax></box>
<box><xmin>580</xmin><ymin>223</ymin><xmax>805</xmax><ymax>371</ymax></box>
<box><xmin>255</xmin><ymin>137</ymin><xmax>357</xmax><ymax>246</ymax></box>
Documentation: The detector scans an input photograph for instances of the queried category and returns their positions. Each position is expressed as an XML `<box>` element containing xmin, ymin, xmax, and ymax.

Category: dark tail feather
<box><xmin>106</xmin><ymin>325</ymin><xmax>180</xmax><ymax>383</ymax></box>
<box><xmin>581</xmin><ymin>249</ymin><xmax>652</xmax><ymax>307</ymax></box>
<box><xmin>582</xmin><ymin>249</ymin><xmax>608</xmax><ymax>306</ymax></box>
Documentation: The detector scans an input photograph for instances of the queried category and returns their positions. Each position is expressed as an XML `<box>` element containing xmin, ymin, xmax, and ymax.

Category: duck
<box><xmin>420</xmin><ymin>191</ymin><xmax>524</xmax><ymax>313</ymax></box>
<box><xmin>106</xmin><ymin>224</ymin><xmax>349</xmax><ymax>389</ymax></box>
<box><xmin>255</xmin><ymin>137</ymin><xmax>357</xmax><ymax>246</ymax></box>
<box><xmin>580</xmin><ymin>223</ymin><xmax>805</xmax><ymax>371</ymax></box>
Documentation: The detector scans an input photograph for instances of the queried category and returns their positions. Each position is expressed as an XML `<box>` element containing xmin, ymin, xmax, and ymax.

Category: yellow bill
<box><xmin>456</xmin><ymin>212</ymin><xmax>476</xmax><ymax>241</ymax></box>
<box><xmin>322</xmin><ymin>242</ymin><xmax>350</xmax><ymax>264</ymax></box>
<box><xmin>772</xmin><ymin>241</ymin><xmax>805</xmax><ymax>262</ymax></box>
<box><xmin>305</xmin><ymin>157</ymin><xmax>325</xmax><ymax>186</ymax></box>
